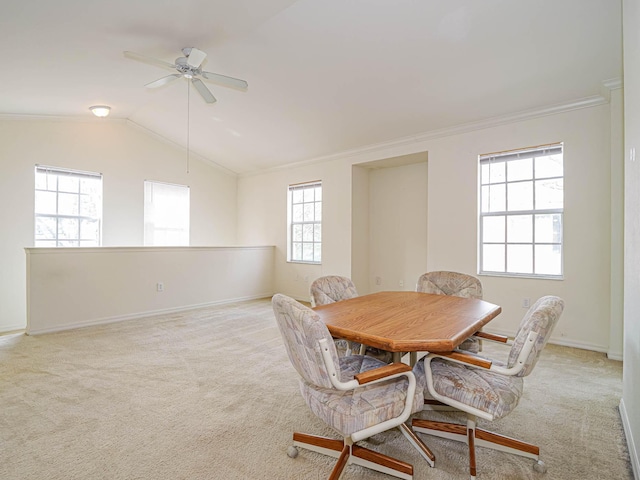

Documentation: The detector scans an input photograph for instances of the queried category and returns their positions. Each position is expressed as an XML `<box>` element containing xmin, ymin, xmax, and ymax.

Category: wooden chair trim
<box><xmin>476</xmin><ymin>428</ymin><xmax>540</xmax><ymax>455</ymax></box>
<box><xmin>437</xmin><ymin>351</ymin><xmax>493</xmax><ymax>369</ymax></box>
<box><xmin>468</xmin><ymin>425</ymin><xmax>477</xmax><ymax>478</ymax></box>
<box><xmin>398</xmin><ymin>422</ymin><xmax>436</xmax><ymax>463</ymax></box>
<box><xmin>293</xmin><ymin>432</ymin><xmax>343</xmax><ymax>452</ymax></box>
<box><xmin>352</xmin><ymin>445</ymin><xmax>414</xmax><ymax>476</ymax></box>
<box><xmin>474</xmin><ymin>331</ymin><xmax>509</xmax><ymax>343</ymax></box>
<box><xmin>328</xmin><ymin>445</ymin><xmax>351</xmax><ymax>480</ymax></box>
<box><xmin>355</xmin><ymin>362</ymin><xmax>412</xmax><ymax>384</ymax></box>
<box><xmin>412</xmin><ymin>419</ymin><xmax>467</xmax><ymax>436</ymax></box>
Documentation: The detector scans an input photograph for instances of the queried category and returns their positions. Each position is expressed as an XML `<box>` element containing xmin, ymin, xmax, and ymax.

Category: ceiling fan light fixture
<box><xmin>90</xmin><ymin>105</ymin><xmax>111</xmax><ymax>118</ymax></box>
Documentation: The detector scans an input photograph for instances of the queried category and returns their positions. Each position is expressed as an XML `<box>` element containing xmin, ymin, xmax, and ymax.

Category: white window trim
<box><xmin>34</xmin><ymin>165</ymin><xmax>103</xmax><ymax>247</ymax></box>
<box><xmin>478</xmin><ymin>144</ymin><xmax>564</xmax><ymax>279</ymax></box>
<box><xmin>287</xmin><ymin>181</ymin><xmax>322</xmax><ymax>264</ymax></box>
<box><xmin>143</xmin><ymin>180</ymin><xmax>190</xmax><ymax>247</ymax></box>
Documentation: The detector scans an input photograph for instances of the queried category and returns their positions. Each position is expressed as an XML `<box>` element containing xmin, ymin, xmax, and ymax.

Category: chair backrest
<box><xmin>507</xmin><ymin>295</ymin><xmax>565</xmax><ymax>377</ymax></box>
<box><xmin>272</xmin><ymin>293</ymin><xmax>340</xmax><ymax>389</ymax></box>
<box><xmin>416</xmin><ymin>271</ymin><xmax>483</xmax><ymax>299</ymax></box>
<box><xmin>310</xmin><ymin>275</ymin><xmax>358</xmax><ymax>307</ymax></box>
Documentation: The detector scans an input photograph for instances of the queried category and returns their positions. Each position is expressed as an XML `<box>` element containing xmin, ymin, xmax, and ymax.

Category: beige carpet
<box><xmin>0</xmin><ymin>298</ymin><xmax>633</xmax><ymax>480</ymax></box>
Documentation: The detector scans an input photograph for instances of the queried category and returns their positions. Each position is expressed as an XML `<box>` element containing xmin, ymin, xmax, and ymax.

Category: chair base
<box><xmin>397</xmin><ymin>422</ymin><xmax>436</xmax><ymax>467</ymax></box>
<box><xmin>412</xmin><ymin>418</ymin><xmax>541</xmax><ymax>478</ymax></box>
<box><xmin>422</xmin><ymin>398</ymin><xmax>459</xmax><ymax>412</ymax></box>
<box><xmin>292</xmin><ymin>431</ymin><xmax>414</xmax><ymax>480</ymax></box>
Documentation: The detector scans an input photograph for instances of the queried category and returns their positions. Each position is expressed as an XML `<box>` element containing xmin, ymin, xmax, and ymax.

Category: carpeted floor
<box><xmin>0</xmin><ymin>298</ymin><xmax>633</xmax><ymax>479</ymax></box>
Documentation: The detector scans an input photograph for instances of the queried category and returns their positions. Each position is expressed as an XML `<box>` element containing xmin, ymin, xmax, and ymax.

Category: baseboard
<box><xmin>26</xmin><ymin>293</ymin><xmax>274</xmax><ymax>335</ymax></box>
<box><xmin>607</xmin><ymin>350</ymin><xmax>624</xmax><ymax>361</ymax></box>
<box><xmin>0</xmin><ymin>324</ymin><xmax>27</xmax><ymax>335</ymax></box>
<box><xmin>620</xmin><ymin>398</ymin><xmax>640</xmax><ymax>480</ymax></box>
<box><xmin>484</xmin><ymin>326</ymin><xmax>609</xmax><ymax>354</ymax></box>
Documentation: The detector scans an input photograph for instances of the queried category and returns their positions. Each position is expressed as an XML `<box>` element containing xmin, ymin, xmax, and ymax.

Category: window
<box><xmin>34</xmin><ymin>165</ymin><xmax>102</xmax><ymax>247</ymax></box>
<box><xmin>144</xmin><ymin>181</ymin><xmax>190</xmax><ymax>246</ymax></box>
<box><xmin>479</xmin><ymin>144</ymin><xmax>563</xmax><ymax>278</ymax></box>
<box><xmin>288</xmin><ymin>181</ymin><xmax>322</xmax><ymax>263</ymax></box>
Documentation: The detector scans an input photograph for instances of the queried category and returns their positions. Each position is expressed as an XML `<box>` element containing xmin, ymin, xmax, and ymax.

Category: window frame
<box><xmin>143</xmin><ymin>180</ymin><xmax>190</xmax><ymax>246</ymax></box>
<box><xmin>287</xmin><ymin>181</ymin><xmax>322</xmax><ymax>264</ymax></box>
<box><xmin>34</xmin><ymin>165</ymin><xmax>103</xmax><ymax>247</ymax></box>
<box><xmin>478</xmin><ymin>143</ymin><xmax>564</xmax><ymax>280</ymax></box>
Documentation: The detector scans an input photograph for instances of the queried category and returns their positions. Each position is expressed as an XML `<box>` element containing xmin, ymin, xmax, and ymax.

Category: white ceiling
<box><xmin>0</xmin><ymin>0</ymin><xmax>622</xmax><ymax>175</ymax></box>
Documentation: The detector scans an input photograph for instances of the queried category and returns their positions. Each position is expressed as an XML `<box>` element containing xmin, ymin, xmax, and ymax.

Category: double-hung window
<box><xmin>34</xmin><ymin>165</ymin><xmax>103</xmax><ymax>247</ymax></box>
<box><xmin>144</xmin><ymin>181</ymin><xmax>190</xmax><ymax>246</ymax></box>
<box><xmin>479</xmin><ymin>144</ymin><xmax>563</xmax><ymax>278</ymax></box>
<box><xmin>288</xmin><ymin>181</ymin><xmax>322</xmax><ymax>263</ymax></box>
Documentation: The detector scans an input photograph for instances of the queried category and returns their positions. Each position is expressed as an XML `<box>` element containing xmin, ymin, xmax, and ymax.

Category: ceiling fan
<box><xmin>123</xmin><ymin>47</ymin><xmax>248</xmax><ymax>104</ymax></box>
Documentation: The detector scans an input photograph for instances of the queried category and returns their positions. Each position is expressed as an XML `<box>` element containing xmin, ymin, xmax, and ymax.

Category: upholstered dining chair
<box><xmin>415</xmin><ymin>271</ymin><xmax>484</xmax><ymax>354</ymax></box>
<box><xmin>272</xmin><ymin>293</ymin><xmax>430</xmax><ymax>479</ymax></box>
<box><xmin>309</xmin><ymin>275</ymin><xmax>363</xmax><ymax>357</ymax></box>
<box><xmin>412</xmin><ymin>295</ymin><xmax>565</xmax><ymax>479</ymax></box>
<box><xmin>309</xmin><ymin>275</ymin><xmax>359</xmax><ymax>307</ymax></box>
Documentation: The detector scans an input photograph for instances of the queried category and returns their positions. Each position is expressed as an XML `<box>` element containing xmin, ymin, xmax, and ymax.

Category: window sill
<box><xmin>478</xmin><ymin>271</ymin><xmax>564</xmax><ymax>281</ymax></box>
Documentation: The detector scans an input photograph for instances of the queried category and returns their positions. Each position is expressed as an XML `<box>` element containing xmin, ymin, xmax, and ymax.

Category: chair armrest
<box><xmin>435</xmin><ymin>351</ymin><xmax>493</xmax><ymax>369</ymax></box>
<box><xmin>355</xmin><ymin>362</ymin><xmax>412</xmax><ymax>385</ymax></box>
<box><xmin>473</xmin><ymin>331</ymin><xmax>509</xmax><ymax>344</ymax></box>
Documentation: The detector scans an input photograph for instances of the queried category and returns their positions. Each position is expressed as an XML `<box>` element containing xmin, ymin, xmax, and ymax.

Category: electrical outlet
<box><xmin>522</xmin><ymin>297</ymin><xmax>530</xmax><ymax>308</ymax></box>
<box><xmin>399</xmin><ymin>280</ymin><xmax>404</xmax><ymax>288</ymax></box>
<box><xmin>157</xmin><ymin>282</ymin><xmax>164</xmax><ymax>292</ymax></box>
<box><xmin>375</xmin><ymin>276</ymin><xmax>382</xmax><ymax>286</ymax></box>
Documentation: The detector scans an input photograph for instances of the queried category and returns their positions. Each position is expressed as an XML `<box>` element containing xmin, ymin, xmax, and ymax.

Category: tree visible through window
<box><xmin>288</xmin><ymin>181</ymin><xmax>322</xmax><ymax>263</ymax></box>
<box><xmin>479</xmin><ymin>144</ymin><xmax>563</xmax><ymax>278</ymax></box>
<box><xmin>34</xmin><ymin>166</ymin><xmax>103</xmax><ymax>247</ymax></box>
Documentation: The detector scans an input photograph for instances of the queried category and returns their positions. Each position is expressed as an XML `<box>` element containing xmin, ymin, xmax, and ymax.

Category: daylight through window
<box><xmin>144</xmin><ymin>181</ymin><xmax>190</xmax><ymax>246</ymax></box>
<box><xmin>479</xmin><ymin>144</ymin><xmax>563</xmax><ymax>278</ymax></box>
<box><xmin>288</xmin><ymin>181</ymin><xmax>322</xmax><ymax>263</ymax></box>
<box><xmin>34</xmin><ymin>165</ymin><xmax>103</xmax><ymax>247</ymax></box>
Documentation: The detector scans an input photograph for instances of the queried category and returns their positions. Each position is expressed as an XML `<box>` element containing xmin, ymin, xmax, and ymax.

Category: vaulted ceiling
<box><xmin>0</xmin><ymin>0</ymin><xmax>622</xmax><ymax>174</ymax></box>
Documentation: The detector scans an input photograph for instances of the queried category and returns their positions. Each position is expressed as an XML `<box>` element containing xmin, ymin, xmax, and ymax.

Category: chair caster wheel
<box><xmin>287</xmin><ymin>446</ymin><xmax>299</xmax><ymax>458</ymax></box>
<box><xmin>533</xmin><ymin>460</ymin><xmax>546</xmax><ymax>473</ymax></box>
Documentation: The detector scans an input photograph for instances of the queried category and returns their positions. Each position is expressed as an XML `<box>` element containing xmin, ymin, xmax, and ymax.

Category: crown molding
<box><xmin>0</xmin><ymin>113</ymin><xmax>127</xmax><ymax>123</ymax></box>
<box><xmin>240</xmin><ymin>87</ymin><xmax>618</xmax><ymax>178</ymax></box>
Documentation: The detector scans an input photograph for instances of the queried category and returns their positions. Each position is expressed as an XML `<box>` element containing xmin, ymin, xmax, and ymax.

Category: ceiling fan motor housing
<box><xmin>175</xmin><ymin>57</ymin><xmax>200</xmax><ymax>78</ymax></box>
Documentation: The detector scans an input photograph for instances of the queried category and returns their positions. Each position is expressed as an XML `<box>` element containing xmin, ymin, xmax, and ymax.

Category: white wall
<box><xmin>0</xmin><ymin>118</ymin><xmax>238</xmax><ymax>333</ymax></box>
<box><xmin>622</xmin><ymin>0</ymin><xmax>640</xmax><ymax>476</ymax></box>
<box><xmin>366</xmin><ymin>162</ymin><xmax>428</xmax><ymax>293</ymax></box>
<box><xmin>425</xmin><ymin>106</ymin><xmax>612</xmax><ymax>351</ymax></box>
<box><xmin>236</xmin><ymin>159</ymin><xmax>353</xmax><ymax>301</ymax></box>
<box><xmin>26</xmin><ymin>246</ymin><xmax>274</xmax><ymax>334</ymax></box>
<box><xmin>237</xmin><ymin>101</ymin><xmax>621</xmax><ymax>354</ymax></box>
<box><xmin>351</xmin><ymin>165</ymin><xmax>370</xmax><ymax>293</ymax></box>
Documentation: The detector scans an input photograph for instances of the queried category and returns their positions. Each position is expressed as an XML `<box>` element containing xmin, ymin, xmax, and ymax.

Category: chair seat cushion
<box><xmin>429</xmin><ymin>358</ymin><xmax>523</xmax><ymax>420</ymax></box>
<box><xmin>300</xmin><ymin>355</ymin><xmax>425</xmax><ymax>436</ymax></box>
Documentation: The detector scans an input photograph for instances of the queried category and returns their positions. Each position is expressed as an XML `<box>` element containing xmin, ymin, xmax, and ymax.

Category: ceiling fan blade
<box><xmin>192</xmin><ymin>78</ymin><xmax>217</xmax><ymax>104</ymax></box>
<box><xmin>201</xmin><ymin>71</ymin><xmax>248</xmax><ymax>91</ymax></box>
<box><xmin>123</xmin><ymin>51</ymin><xmax>176</xmax><ymax>71</ymax></box>
<box><xmin>145</xmin><ymin>74</ymin><xmax>182</xmax><ymax>88</ymax></box>
<box><xmin>187</xmin><ymin>48</ymin><xmax>207</xmax><ymax>68</ymax></box>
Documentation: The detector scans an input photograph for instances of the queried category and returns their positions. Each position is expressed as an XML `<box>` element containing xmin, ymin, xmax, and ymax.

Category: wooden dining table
<box><xmin>313</xmin><ymin>291</ymin><xmax>502</xmax><ymax>363</ymax></box>
<box><xmin>312</xmin><ymin>290</ymin><xmax>502</xmax><ymax>467</ymax></box>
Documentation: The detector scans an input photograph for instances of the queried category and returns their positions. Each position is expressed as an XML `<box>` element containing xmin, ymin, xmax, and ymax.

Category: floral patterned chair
<box><xmin>272</xmin><ymin>294</ymin><xmax>429</xmax><ymax>479</ymax></box>
<box><xmin>412</xmin><ymin>295</ymin><xmax>565</xmax><ymax>479</ymax></box>
<box><xmin>309</xmin><ymin>275</ymin><xmax>359</xmax><ymax>307</ymax></box>
<box><xmin>416</xmin><ymin>271</ymin><xmax>484</xmax><ymax>353</ymax></box>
